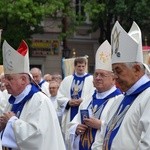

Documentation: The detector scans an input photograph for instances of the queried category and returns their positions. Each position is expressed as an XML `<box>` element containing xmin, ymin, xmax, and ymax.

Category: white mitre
<box><xmin>111</xmin><ymin>21</ymin><xmax>143</xmax><ymax>64</ymax></box>
<box><xmin>2</xmin><ymin>40</ymin><xmax>30</xmax><ymax>75</ymax></box>
<box><xmin>95</xmin><ymin>40</ymin><xmax>112</xmax><ymax>72</ymax></box>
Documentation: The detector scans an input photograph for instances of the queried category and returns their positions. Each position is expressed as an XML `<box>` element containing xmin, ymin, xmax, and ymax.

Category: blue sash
<box><xmin>104</xmin><ymin>81</ymin><xmax>150</xmax><ymax>150</ymax></box>
<box><xmin>9</xmin><ymin>84</ymin><xmax>40</xmax><ymax>117</ymax></box>
<box><xmin>70</xmin><ymin>73</ymin><xmax>91</xmax><ymax>121</ymax></box>
<box><xmin>79</xmin><ymin>88</ymin><xmax>122</xmax><ymax>150</ymax></box>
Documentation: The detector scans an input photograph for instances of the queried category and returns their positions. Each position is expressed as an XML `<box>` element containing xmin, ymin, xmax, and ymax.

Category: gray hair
<box><xmin>125</xmin><ymin>62</ymin><xmax>145</xmax><ymax>71</ymax></box>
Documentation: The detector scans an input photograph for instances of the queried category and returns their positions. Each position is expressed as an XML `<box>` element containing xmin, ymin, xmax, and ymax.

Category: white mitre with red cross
<box><xmin>2</xmin><ymin>40</ymin><xmax>30</xmax><ymax>75</ymax></box>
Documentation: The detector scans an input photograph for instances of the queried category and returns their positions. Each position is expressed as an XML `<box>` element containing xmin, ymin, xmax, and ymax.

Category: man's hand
<box><xmin>76</xmin><ymin>124</ymin><xmax>88</xmax><ymax>135</ymax></box>
<box><xmin>0</xmin><ymin>112</ymin><xmax>16</xmax><ymax>131</ymax></box>
<box><xmin>83</xmin><ymin>117</ymin><xmax>101</xmax><ymax>129</ymax></box>
<box><xmin>69</xmin><ymin>98</ymin><xmax>83</xmax><ymax>107</ymax></box>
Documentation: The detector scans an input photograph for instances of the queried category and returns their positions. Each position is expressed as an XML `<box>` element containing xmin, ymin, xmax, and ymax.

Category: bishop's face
<box><xmin>4</xmin><ymin>73</ymin><xmax>26</xmax><ymax>96</ymax></box>
<box><xmin>93</xmin><ymin>69</ymin><xmax>115</xmax><ymax>92</ymax></box>
<box><xmin>112</xmin><ymin>63</ymin><xmax>139</xmax><ymax>92</ymax></box>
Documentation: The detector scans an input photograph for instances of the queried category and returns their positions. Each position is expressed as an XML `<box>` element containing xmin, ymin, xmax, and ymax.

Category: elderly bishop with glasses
<box><xmin>65</xmin><ymin>40</ymin><xmax>122</xmax><ymax>150</ymax></box>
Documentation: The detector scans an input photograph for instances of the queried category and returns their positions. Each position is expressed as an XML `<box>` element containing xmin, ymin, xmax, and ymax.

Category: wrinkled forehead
<box><xmin>112</xmin><ymin>63</ymin><xmax>127</xmax><ymax>70</ymax></box>
<box><xmin>4</xmin><ymin>73</ymin><xmax>28</xmax><ymax>78</ymax></box>
<box><xmin>4</xmin><ymin>73</ymin><xmax>19</xmax><ymax>79</ymax></box>
<box><xmin>94</xmin><ymin>69</ymin><xmax>112</xmax><ymax>74</ymax></box>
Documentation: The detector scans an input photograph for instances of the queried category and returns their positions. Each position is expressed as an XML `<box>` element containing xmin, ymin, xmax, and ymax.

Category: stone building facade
<box><xmin>30</xmin><ymin>17</ymin><xmax>100</xmax><ymax>76</ymax></box>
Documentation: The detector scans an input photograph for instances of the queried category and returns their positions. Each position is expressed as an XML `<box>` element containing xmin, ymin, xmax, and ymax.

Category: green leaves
<box><xmin>84</xmin><ymin>2</ymin><xmax>105</xmax><ymax>18</ymax></box>
<box><xmin>82</xmin><ymin>0</ymin><xmax>150</xmax><ymax>43</ymax></box>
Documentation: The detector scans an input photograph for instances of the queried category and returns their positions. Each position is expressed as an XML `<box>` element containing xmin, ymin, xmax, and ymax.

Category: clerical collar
<box><xmin>74</xmin><ymin>72</ymin><xmax>87</xmax><ymax>77</ymax></box>
<box><xmin>14</xmin><ymin>84</ymin><xmax>32</xmax><ymax>104</ymax></box>
<box><xmin>96</xmin><ymin>85</ymin><xmax>117</xmax><ymax>99</ymax></box>
<box><xmin>126</xmin><ymin>74</ymin><xmax>150</xmax><ymax>95</ymax></box>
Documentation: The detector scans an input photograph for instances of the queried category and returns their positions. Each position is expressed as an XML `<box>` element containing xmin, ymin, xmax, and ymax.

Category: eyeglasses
<box><xmin>93</xmin><ymin>73</ymin><xmax>111</xmax><ymax>78</ymax></box>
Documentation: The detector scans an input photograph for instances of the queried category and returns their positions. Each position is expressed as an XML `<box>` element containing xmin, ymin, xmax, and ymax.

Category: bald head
<box><xmin>30</xmin><ymin>67</ymin><xmax>42</xmax><ymax>84</ymax></box>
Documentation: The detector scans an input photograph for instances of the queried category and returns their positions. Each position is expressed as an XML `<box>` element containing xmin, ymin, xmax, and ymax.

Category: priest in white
<box><xmin>99</xmin><ymin>21</ymin><xmax>150</xmax><ymax>150</ymax></box>
<box><xmin>65</xmin><ymin>40</ymin><xmax>122</xmax><ymax>150</ymax></box>
<box><xmin>57</xmin><ymin>57</ymin><xmax>95</xmax><ymax>137</ymax></box>
<box><xmin>49</xmin><ymin>80</ymin><xmax>60</xmax><ymax>110</ymax></box>
<box><xmin>30</xmin><ymin>67</ymin><xmax>50</xmax><ymax>97</ymax></box>
<box><xmin>0</xmin><ymin>40</ymin><xmax>66</xmax><ymax>150</ymax></box>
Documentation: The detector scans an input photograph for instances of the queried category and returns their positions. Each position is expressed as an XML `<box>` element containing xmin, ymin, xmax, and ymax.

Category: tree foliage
<box><xmin>0</xmin><ymin>0</ymin><xmax>149</xmax><ymax>63</ymax></box>
<box><xmin>0</xmin><ymin>0</ymin><xmax>66</xmax><ymax>63</ymax></box>
<box><xmin>0</xmin><ymin>0</ymin><xmax>84</xmax><ymax>61</ymax></box>
<box><xmin>83</xmin><ymin>0</ymin><xmax>150</xmax><ymax>44</ymax></box>
<box><xmin>0</xmin><ymin>0</ymin><xmax>64</xmax><ymax>48</ymax></box>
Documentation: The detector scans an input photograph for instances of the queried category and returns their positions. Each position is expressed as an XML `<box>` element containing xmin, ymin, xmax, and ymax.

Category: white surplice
<box><xmin>65</xmin><ymin>86</ymin><xmax>123</xmax><ymax>150</ymax></box>
<box><xmin>1</xmin><ymin>84</ymin><xmax>66</xmax><ymax>150</ymax></box>
<box><xmin>96</xmin><ymin>75</ymin><xmax>150</xmax><ymax>150</ymax></box>
<box><xmin>39</xmin><ymin>79</ymin><xmax>50</xmax><ymax>97</ymax></box>
<box><xmin>56</xmin><ymin>73</ymin><xmax>95</xmax><ymax>137</ymax></box>
<box><xmin>0</xmin><ymin>90</ymin><xmax>8</xmax><ymax>115</ymax></box>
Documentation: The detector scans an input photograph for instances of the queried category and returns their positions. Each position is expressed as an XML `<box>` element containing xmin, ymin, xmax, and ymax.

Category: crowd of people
<box><xmin>0</xmin><ymin>20</ymin><xmax>150</xmax><ymax>150</ymax></box>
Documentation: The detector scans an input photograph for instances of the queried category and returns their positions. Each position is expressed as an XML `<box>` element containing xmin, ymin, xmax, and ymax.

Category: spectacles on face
<box><xmin>93</xmin><ymin>72</ymin><xmax>111</xmax><ymax>79</ymax></box>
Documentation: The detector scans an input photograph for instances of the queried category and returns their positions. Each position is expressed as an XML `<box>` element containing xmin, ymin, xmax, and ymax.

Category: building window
<box><xmin>76</xmin><ymin>0</ymin><xmax>85</xmax><ymax>18</ymax></box>
<box><xmin>75</xmin><ymin>0</ymin><xmax>91</xmax><ymax>24</ymax></box>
